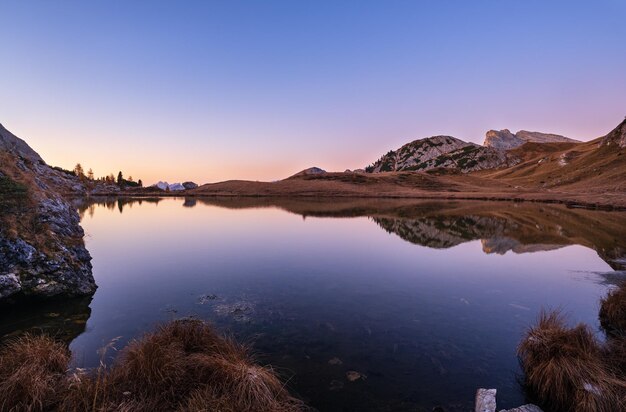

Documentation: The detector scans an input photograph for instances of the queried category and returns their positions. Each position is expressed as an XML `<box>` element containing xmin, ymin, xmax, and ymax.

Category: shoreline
<box><xmin>76</xmin><ymin>191</ymin><xmax>626</xmax><ymax>211</ymax></box>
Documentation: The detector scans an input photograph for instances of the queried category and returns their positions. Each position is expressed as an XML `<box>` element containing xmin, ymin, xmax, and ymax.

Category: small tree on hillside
<box><xmin>117</xmin><ymin>171</ymin><xmax>123</xmax><ymax>186</ymax></box>
<box><xmin>138</xmin><ymin>179</ymin><xmax>143</xmax><ymax>187</ymax></box>
<box><xmin>74</xmin><ymin>163</ymin><xmax>84</xmax><ymax>178</ymax></box>
<box><xmin>87</xmin><ymin>168</ymin><xmax>94</xmax><ymax>180</ymax></box>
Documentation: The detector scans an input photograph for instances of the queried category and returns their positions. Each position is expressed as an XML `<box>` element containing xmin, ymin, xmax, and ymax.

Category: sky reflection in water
<box><xmin>67</xmin><ymin>197</ymin><xmax>620</xmax><ymax>411</ymax></box>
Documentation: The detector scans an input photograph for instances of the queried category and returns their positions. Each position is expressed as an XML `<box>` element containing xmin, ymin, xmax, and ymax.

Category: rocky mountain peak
<box><xmin>365</xmin><ymin>135</ymin><xmax>519</xmax><ymax>173</ymax></box>
<box><xmin>484</xmin><ymin>129</ymin><xmax>578</xmax><ymax>150</ymax></box>
<box><xmin>366</xmin><ymin>135</ymin><xmax>474</xmax><ymax>173</ymax></box>
<box><xmin>484</xmin><ymin>130</ymin><xmax>523</xmax><ymax>150</ymax></box>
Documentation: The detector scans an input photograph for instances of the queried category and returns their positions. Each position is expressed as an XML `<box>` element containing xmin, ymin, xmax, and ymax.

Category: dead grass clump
<box><xmin>600</xmin><ymin>283</ymin><xmax>626</xmax><ymax>337</ymax></box>
<box><xmin>0</xmin><ymin>334</ymin><xmax>70</xmax><ymax>411</ymax></box>
<box><xmin>518</xmin><ymin>311</ymin><xmax>626</xmax><ymax>411</ymax></box>
<box><xmin>14</xmin><ymin>318</ymin><xmax>306</xmax><ymax>411</ymax></box>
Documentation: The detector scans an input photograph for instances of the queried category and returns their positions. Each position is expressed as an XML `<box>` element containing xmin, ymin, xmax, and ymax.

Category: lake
<box><xmin>2</xmin><ymin>197</ymin><xmax>625</xmax><ymax>411</ymax></box>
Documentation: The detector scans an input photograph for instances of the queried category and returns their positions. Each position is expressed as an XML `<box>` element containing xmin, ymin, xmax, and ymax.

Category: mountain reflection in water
<box><xmin>77</xmin><ymin>196</ymin><xmax>626</xmax><ymax>270</ymax></box>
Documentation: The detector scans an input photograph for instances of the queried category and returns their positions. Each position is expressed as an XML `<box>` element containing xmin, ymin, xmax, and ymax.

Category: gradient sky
<box><xmin>1</xmin><ymin>1</ymin><xmax>625</xmax><ymax>184</ymax></box>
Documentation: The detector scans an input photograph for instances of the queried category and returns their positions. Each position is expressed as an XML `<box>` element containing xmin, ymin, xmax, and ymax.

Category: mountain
<box><xmin>0</xmin><ymin>123</ymin><xmax>95</xmax><ymax>302</ymax></box>
<box><xmin>480</xmin><ymin>119</ymin><xmax>626</xmax><ymax>194</ymax></box>
<box><xmin>484</xmin><ymin>129</ymin><xmax>579</xmax><ymax>150</ymax></box>
<box><xmin>365</xmin><ymin>128</ymin><xmax>581</xmax><ymax>174</ymax></box>
<box><xmin>365</xmin><ymin>135</ymin><xmax>518</xmax><ymax>173</ymax></box>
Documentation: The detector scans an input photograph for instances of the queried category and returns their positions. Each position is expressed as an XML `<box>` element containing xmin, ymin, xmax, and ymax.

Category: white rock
<box><xmin>475</xmin><ymin>388</ymin><xmax>497</xmax><ymax>412</ymax></box>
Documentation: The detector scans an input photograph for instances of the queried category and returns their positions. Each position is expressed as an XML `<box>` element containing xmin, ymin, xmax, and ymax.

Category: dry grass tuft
<box><xmin>0</xmin><ymin>334</ymin><xmax>70</xmax><ymax>411</ymax></box>
<box><xmin>1</xmin><ymin>319</ymin><xmax>304</xmax><ymax>412</ymax></box>
<box><xmin>518</xmin><ymin>310</ymin><xmax>626</xmax><ymax>411</ymax></box>
<box><xmin>600</xmin><ymin>283</ymin><xmax>626</xmax><ymax>337</ymax></box>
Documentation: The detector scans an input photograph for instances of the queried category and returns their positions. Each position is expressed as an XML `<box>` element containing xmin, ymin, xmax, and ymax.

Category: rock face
<box><xmin>182</xmin><ymin>181</ymin><xmax>198</xmax><ymax>190</ymax></box>
<box><xmin>600</xmin><ymin>118</ymin><xmax>626</xmax><ymax>148</ymax></box>
<box><xmin>0</xmin><ymin>123</ymin><xmax>43</xmax><ymax>163</ymax></box>
<box><xmin>0</xmin><ymin>123</ymin><xmax>95</xmax><ymax>302</ymax></box>
<box><xmin>484</xmin><ymin>129</ymin><xmax>578</xmax><ymax>150</ymax></box>
<box><xmin>366</xmin><ymin>135</ymin><xmax>516</xmax><ymax>173</ymax></box>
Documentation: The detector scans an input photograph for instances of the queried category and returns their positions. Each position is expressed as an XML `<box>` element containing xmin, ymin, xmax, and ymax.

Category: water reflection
<box><xmin>77</xmin><ymin>196</ymin><xmax>626</xmax><ymax>269</ymax></box>
<box><xmin>0</xmin><ymin>296</ymin><xmax>92</xmax><ymax>344</ymax></box>
<box><xmin>60</xmin><ymin>196</ymin><xmax>625</xmax><ymax>411</ymax></box>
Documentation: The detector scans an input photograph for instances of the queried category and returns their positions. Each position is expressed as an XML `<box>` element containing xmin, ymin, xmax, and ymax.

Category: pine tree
<box><xmin>138</xmin><ymin>179</ymin><xmax>143</xmax><ymax>187</ymax></box>
<box><xmin>74</xmin><ymin>163</ymin><xmax>84</xmax><ymax>178</ymax></box>
<box><xmin>117</xmin><ymin>171</ymin><xmax>123</xmax><ymax>185</ymax></box>
<box><xmin>87</xmin><ymin>168</ymin><xmax>94</xmax><ymax>180</ymax></box>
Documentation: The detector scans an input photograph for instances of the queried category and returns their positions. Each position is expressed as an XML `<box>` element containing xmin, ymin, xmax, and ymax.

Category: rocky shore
<box><xmin>0</xmin><ymin>124</ymin><xmax>95</xmax><ymax>302</ymax></box>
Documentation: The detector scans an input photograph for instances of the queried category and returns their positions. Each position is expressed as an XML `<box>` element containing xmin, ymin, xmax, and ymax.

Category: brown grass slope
<box><xmin>0</xmin><ymin>319</ymin><xmax>304</xmax><ymax>412</ymax></box>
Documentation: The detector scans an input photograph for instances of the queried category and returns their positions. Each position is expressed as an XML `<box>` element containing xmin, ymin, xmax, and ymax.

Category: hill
<box><xmin>365</xmin><ymin>135</ymin><xmax>518</xmax><ymax>173</ymax></box>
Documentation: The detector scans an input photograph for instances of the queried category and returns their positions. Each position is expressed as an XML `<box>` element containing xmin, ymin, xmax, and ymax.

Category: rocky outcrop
<box><xmin>0</xmin><ymin>123</ymin><xmax>95</xmax><ymax>302</ymax></box>
<box><xmin>600</xmin><ymin>118</ymin><xmax>626</xmax><ymax>148</ymax></box>
<box><xmin>483</xmin><ymin>129</ymin><xmax>520</xmax><ymax>150</ymax></box>
<box><xmin>474</xmin><ymin>388</ymin><xmax>542</xmax><ymax>412</ymax></box>
<box><xmin>484</xmin><ymin>129</ymin><xmax>578</xmax><ymax>150</ymax></box>
<box><xmin>366</xmin><ymin>135</ymin><xmax>518</xmax><ymax>173</ymax></box>
<box><xmin>0</xmin><ymin>124</ymin><xmax>43</xmax><ymax>163</ymax></box>
<box><xmin>287</xmin><ymin>167</ymin><xmax>326</xmax><ymax>179</ymax></box>
<box><xmin>366</xmin><ymin>136</ymin><xmax>471</xmax><ymax>172</ymax></box>
<box><xmin>182</xmin><ymin>181</ymin><xmax>198</xmax><ymax>190</ymax></box>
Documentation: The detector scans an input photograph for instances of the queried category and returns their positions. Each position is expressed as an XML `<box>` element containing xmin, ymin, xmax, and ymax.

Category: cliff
<box><xmin>484</xmin><ymin>129</ymin><xmax>579</xmax><ymax>150</ymax></box>
<box><xmin>0</xmin><ymin>124</ymin><xmax>95</xmax><ymax>302</ymax></box>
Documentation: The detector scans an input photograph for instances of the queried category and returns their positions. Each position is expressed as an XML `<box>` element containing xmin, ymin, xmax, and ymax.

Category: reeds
<box><xmin>0</xmin><ymin>319</ymin><xmax>304</xmax><ymax>412</ymax></box>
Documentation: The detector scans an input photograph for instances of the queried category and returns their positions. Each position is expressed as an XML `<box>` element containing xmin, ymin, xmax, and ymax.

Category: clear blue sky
<box><xmin>1</xmin><ymin>1</ymin><xmax>625</xmax><ymax>184</ymax></box>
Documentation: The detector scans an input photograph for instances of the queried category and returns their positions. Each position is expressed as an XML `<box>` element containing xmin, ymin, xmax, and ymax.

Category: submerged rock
<box><xmin>328</xmin><ymin>357</ymin><xmax>343</xmax><ymax>365</ymax></box>
<box><xmin>346</xmin><ymin>371</ymin><xmax>366</xmax><ymax>382</ymax></box>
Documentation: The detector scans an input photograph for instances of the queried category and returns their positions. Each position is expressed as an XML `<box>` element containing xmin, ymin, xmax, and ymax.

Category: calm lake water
<box><xmin>3</xmin><ymin>197</ymin><xmax>626</xmax><ymax>411</ymax></box>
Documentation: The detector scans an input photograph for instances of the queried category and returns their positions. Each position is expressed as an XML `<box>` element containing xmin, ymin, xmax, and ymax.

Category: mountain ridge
<box><xmin>365</xmin><ymin>127</ymin><xmax>581</xmax><ymax>175</ymax></box>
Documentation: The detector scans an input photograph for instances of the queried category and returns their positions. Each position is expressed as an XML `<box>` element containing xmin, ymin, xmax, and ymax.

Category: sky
<box><xmin>1</xmin><ymin>1</ymin><xmax>625</xmax><ymax>185</ymax></box>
